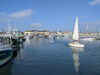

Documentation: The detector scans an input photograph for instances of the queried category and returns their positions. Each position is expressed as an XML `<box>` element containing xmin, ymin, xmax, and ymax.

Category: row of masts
<box><xmin>80</xmin><ymin>23</ymin><xmax>100</xmax><ymax>33</ymax></box>
<box><xmin>0</xmin><ymin>22</ymin><xmax>20</xmax><ymax>38</ymax></box>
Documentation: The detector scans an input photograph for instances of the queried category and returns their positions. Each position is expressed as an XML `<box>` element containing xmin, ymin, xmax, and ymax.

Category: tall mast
<box><xmin>8</xmin><ymin>20</ymin><xmax>11</xmax><ymax>34</ymax></box>
<box><xmin>86</xmin><ymin>24</ymin><xmax>88</xmax><ymax>33</ymax></box>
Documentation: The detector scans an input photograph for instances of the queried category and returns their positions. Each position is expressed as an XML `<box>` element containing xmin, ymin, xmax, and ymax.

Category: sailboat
<box><xmin>80</xmin><ymin>24</ymin><xmax>94</xmax><ymax>41</ymax></box>
<box><xmin>69</xmin><ymin>17</ymin><xmax>84</xmax><ymax>48</ymax></box>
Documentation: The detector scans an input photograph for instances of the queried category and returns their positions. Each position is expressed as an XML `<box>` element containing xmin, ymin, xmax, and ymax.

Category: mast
<box><xmin>86</xmin><ymin>24</ymin><xmax>88</xmax><ymax>33</ymax></box>
<box><xmin>8</xmin><ymin>21</ymin><xmax>12</xmax><ymax>34</ymax></box>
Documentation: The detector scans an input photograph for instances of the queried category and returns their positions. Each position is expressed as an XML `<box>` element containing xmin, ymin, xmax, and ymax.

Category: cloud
<box><xmin>82</xmin><ymin>16</ymin><xmax>87</xmax><ymax>18</ymax></box>
<box><xmin>90</xmin><ymin>0</ymin><xmax>100</xmax><ymax>5</ymax></box>
<box><xmin>31</xmin><ymin>23</ymin><xmax>42</xmax><ymax>28</ymax></box>
<box><xmin>0</xmin><ymin>12</ymin><xmax>10</xmax><ymax>21</ymax></box>
<box><xmin>10</xmin><ymin>9</ymin><xmax>33</xmax><ymax>18</ymax></box>
<box><xmin>0</xmin><ymin>9</ymin><xmax>33</xmax><ymax>22</ymax></box>
<box><xmin>0</xmin><ymin>12</ymin><xmax>6</xmax><ymax>16</ymax></box>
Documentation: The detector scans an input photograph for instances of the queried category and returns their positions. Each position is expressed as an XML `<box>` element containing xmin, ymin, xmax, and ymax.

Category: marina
<box><xmin>0</xmin><ymin>37</ymin><xmax>100</xmax><ymax>75</ymax></box>
<box><xmin>0</xmin><ymin>17</ymin><xmax>100</xmax><ymax>75</ymax></box>
<box><xmin>0</xmin><ymin>0</ymin><xmax>100</xmax><ymax>75</ymax></box>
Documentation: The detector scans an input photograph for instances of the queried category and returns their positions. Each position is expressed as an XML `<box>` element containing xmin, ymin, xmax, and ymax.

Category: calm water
<box><xmin>0</xmin><ymin>37</ymin><xmax>100</xmax><ymax>75</ymax></box>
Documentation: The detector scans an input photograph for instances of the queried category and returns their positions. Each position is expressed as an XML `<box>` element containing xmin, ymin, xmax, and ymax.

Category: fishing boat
<box><xmin>0</xmin><ymin>43</ymin><xmax>12</xmax><ymax>66</ymax></box>
<box><xmin>69</xmin><ymin>17</ymin><xmax>84</xmax><ymax>48</ymax></box>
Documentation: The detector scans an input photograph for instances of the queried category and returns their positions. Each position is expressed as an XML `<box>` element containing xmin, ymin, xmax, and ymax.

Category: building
<box><xmin>24</xmin><ymin>30</ymin><xmax>38</xmax><ymax>36</ymax></box>
<box><xmin>24</xmin><ymin>30</ymin><xmax>50</xmax><ymax>36</ymax></box>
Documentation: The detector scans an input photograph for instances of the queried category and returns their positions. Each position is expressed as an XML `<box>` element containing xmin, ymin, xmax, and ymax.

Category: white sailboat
<box><xmin>69</xmin><ymin>17</ymin><xmax>84</xmax><ymax>48</ymax></box>
<box><xmin>80</xmin><ymin>24</ymin><xmax>94</xmax><ymax>41</ymax></box>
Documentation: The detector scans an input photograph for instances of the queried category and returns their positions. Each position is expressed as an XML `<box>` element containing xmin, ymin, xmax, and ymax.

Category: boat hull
<box><xmin>69</xmin><ymin>42</ymin><xmax>84</xmax><ymax>48</ymax></box>
<box><xmin>25</xmin><ymin>36</ymin><xmax>32</xmax><ymax>40</ymax></box>
<box><xmin>0</xmin><ymin>48</ymin><xmax>12</xmax><ymax>66</ymax></box>
<box><xmin>80</xmin><ymin>37</ymin><xmax>94</xmax><ymax>41</ymax></box>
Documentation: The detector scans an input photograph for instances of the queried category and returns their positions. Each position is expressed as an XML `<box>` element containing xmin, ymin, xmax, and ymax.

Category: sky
<box><xmin>0</xmin><ymin>0</ymin><xmax>100</xmax><ymax>32</ymax></box>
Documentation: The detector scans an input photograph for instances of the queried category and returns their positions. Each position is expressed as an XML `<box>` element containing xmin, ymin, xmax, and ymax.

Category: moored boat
<box><xmin>68</xmin><ymin>17</ymin><xmax>84</xmax><ymax>48</ymax></box>
<box><xmin>0</xmin><ymin>43</ymin><xmax>12</xmax><ymax>66</ymax></box>
<box><xmin>80</xmin><ymin>37</ymin><xmax>94</xmax><ymax>41</ymax></box>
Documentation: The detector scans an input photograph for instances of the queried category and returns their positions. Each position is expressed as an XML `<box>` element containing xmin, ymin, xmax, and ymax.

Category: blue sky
<box><xmin>0</xmin><ymin>0</ymin><xmax>100</xmax><ymax>32</ymax></box>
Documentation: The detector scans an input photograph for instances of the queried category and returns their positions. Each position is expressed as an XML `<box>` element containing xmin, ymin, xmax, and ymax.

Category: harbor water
<box><xmin>0</xmin><ymin>37</ymin><xmax>100</xmax><ymax>75</ymax></box>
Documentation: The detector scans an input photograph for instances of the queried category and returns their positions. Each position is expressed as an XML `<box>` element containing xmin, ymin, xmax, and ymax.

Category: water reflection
<box><xmin>12</xmin><ymin>49</ymin><xmax>19</xmax><ymax>59</ymax></box>
<box><xmin>12</xmin><ymin>43</ymin><xmax>24</xmax><ymax>59</ymax></box>
<box><xmin>0</xmin><ymin>43</ymin><xmax>24</xmax><ymax>75</ymax></box>
<box><xmin>70</xmin><ymin>47</ymin><xmax>84</xmax><ymax>73</ymax></box>
<box><xmin>0</xmin><ymin>61</ymin><xmax>12</xmax><ymax>75</ymax></box>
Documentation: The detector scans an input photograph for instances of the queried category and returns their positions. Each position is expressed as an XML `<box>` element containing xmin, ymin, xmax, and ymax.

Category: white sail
<box><xmin>73</xmin><ymin>17</ymin><xmax>79</xmax><ymax>41</ymax></box>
